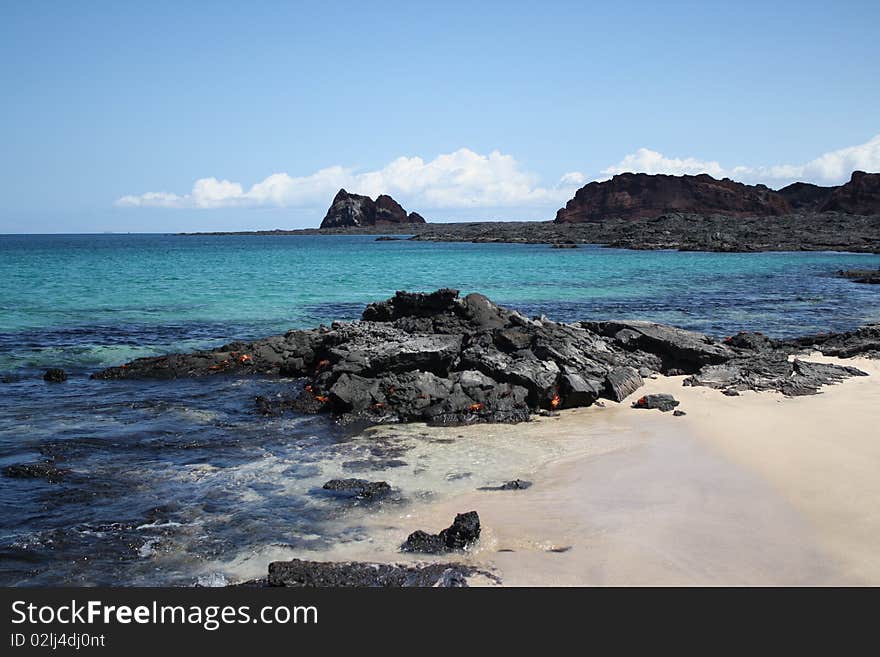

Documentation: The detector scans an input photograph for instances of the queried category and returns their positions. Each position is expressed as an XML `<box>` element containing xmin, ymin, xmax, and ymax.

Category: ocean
<box><xmin>2</xmin><ymin>233</ymin><xmax>879</xmax><ymax>585</ymax></box>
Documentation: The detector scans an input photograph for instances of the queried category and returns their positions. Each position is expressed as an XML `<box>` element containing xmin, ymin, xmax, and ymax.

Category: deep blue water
<box><xmin>1</xmin><ymin>233</ymin><xmax>879</xmax><ymax>585</ymax></box>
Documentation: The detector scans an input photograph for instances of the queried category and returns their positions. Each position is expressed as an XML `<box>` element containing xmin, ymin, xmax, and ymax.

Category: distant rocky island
<box><xmin>183</xmin><ymin>171</ymin><xmax>880</xmax><ymax>253</ymax></box>
<box><xmin>320</xmin><ymin>189</ymin><xmax>426</xmax><ymax>228</ymax></box>
<box><xmin>555</xmin><ymin>170</ymin><xmax>880</xmax><ymax>222</ymax></box>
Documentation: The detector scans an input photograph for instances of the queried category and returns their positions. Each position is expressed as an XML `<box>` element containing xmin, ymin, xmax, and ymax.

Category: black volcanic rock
<box><xmin>631</xmin><ymin>393</ymin><xmax>680</xmax><ymax>412</ymax></box>
<box><xmin>555</xmin><ymin>172</ymin><xmax>791</xmax><ymax>222</ymax></box>
<box><xmin>43</xmin><ymin>368</ymin><xmax>67</xmax><ymax>383</ymax></box>
<box><xmin>320</xmin><ymin>189</ymin><xmax>427</xmax><ymax>228</ymax></box>
<box><xmin>267</xmin><ymin>558</ymin><xmax>489</xmax><ymax>587</ymax></box>
<box><xmin>401</xmin><ymin>511</ymin><xmax>481</xmax><ymax>553</ymax></box>
<box><xmin>321</xmin><ymin>478</ymin><xmax>391</xmax><ymax>500</ymax></box>
<box><xmin>94</xmin><ymin>290</ymin><xmax>876</xmax><ymax>424</ymax></box>
<box><xmin>478</xmin><ymin>479</ymin><xmax>532</xmax><ymax>491</ymax></box>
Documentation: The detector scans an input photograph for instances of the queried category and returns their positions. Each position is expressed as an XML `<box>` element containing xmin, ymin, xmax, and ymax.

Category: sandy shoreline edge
<box><xmin>228</xmin><ymin>353</ymin><xmax>880</xmax><ymax>586</ymax></box>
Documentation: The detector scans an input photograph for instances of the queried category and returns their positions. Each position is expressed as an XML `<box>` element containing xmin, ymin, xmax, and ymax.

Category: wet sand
<box><xmin>222</xmin><ymin>355</ymin><xmax>880</xmax><ymax>586</ymax></box>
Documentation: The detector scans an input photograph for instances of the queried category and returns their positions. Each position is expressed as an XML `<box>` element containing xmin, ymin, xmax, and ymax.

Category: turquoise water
<box><xmin>2</xmin><ymin>233</ymin><xmax>880</xmax><ymax>375</ymax></box>
<box><xmin>1</xmin><ymin>233</ymin><xmax>879</xmax><ymax>585</ymax></box>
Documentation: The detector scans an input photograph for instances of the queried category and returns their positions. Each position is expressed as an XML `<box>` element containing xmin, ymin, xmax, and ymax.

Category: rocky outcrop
<box><xmin>683</xmin><ymin>357</ymin><xmax>867</xmax><ymax>396</ymax></box>
<box><xmin>555</xmin><ymin>173</ymin><xmax>791</xmax><ymax>223</ymax></box>
<box><xmin>777</xmin><ymin>182</ymin><xmax>834</xmax><ymax>211</ymax></box>
<box><xmin>822</xmin><ymin>171</ymin><xmax>880</xmax><ymax>215</ymax></box>
<box><xmin>321</xmin><ymin>478</ymin><xmax>391</xmax><ymax>500</ymax></box>
<box><xmin>94</xmin><ymin>291</ymin><xmax>874</xmax><ymax>423</ymax></box>
<box><xmin>400</xmin><ymin>511</ymin><xmax>481</xmax><ymax>554</ymax></box>
<box><xmin>320</xmin><ymin>189</ymin><xmax>427</xmax><ymax>228</ymax></box>
<box><xmin>554</xmin><ymin>171</ymin><xmax>880</xmax><ymax>223</ymax></box>
<box><xmin>267</xmin><ymin>558</ymin><xmax>488</xmax><ymax>587</ymax></box>
<box><xmin>781</xmin><ymin>324</ymin><xmax>880</xmax><ymax>359</ymax></box>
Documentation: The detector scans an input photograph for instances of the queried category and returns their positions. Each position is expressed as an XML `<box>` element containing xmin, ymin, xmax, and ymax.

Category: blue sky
<box><xmin>2</xmin><ymin>0</ymin><xmax>879</xmax><ymax>233</ymax></box>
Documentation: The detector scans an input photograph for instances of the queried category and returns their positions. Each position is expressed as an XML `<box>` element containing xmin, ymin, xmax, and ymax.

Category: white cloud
<box><xmin>115</xmin><ymin>148</ymin><xmax>581</xmax><ymax>210</ymax></box>
<box><xmin>601</xmin><ymin>134</ymin><xmax>880</xmax><ymax>186</ymax></box>
<box><xmin>116</xmin><ymin>136</ymin><xmax>880</xmax><ymax>212</ymax></box>
<box><xmin>601</xmin><ymin>148</ymin><xmax>726</xmax><ymax>178</ymax></box>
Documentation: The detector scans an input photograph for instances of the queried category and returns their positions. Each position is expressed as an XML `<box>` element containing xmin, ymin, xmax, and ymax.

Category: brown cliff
<box><xmin>555</xmin><ymin>173</ymin><xmax>790</xmax><ymax>223</ymax></box>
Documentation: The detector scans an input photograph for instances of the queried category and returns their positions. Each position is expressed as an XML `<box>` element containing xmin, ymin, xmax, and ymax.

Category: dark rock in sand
<box><xmin>401</xmin><ymin>511</ymin><xmax>481</xmax><ymax>554</ymax></box>
<box><xmin>684</xmin><ymin>357</ymin><xmax>868</xmax><ymax>396</ymax></box>
<box><xmin>321</xmin><ymin>478</ymin><xmax>391</xmax><ymax>500</ymax></box>
<box><xmin>604</xmin><ymin>367</ymin><xmax>644</xmax><ymax>402</ymax></box>
<box><xmin>4</xmin><ymin>462</ymin><xmax>69</xmax><ymax>482</ymax></box>
<box><xmin>267</xmin><ymin>558</ymin><xmax>488</xmax><ymax>587</ymax></box>
<box><xmin>673</xmin><ymin>409</ymin><xmax>687</xmax><ymax>417</ymax></box>
<box><xmin>478</xmin><ymin>479</ymin><xmax>532</xmax><ymax>491</ymax></box>
<box><xmin>631</xmin><ymin>393</ymin><xmax>680</xmax><ymax>412</ymax></box>
<box><xmin>43</xmin><ymin>368</ymin><xmax>67</xmax><ymax>383</ymax></box>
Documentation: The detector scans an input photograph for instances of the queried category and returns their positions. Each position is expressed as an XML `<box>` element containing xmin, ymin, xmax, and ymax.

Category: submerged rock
<box><xmin>401</xmin><ymin>511</ymin><xmax>481</xmax><ymax>554</ymax></box>
<box><xmin>836</xmin><ymin>268</ymin><xmax>880</xmax><ymax>284</ymax></box>
<box><xmin>3</xmin><ymin>462</ymin><xmax>69</xmax><ymax>482</ymax></box>
<box><xmin>267</xmin><ymin>559</ymin><xmax>489</xmax><ymax>587</ymax></box>
<box><xmin>321</xmin><ymin>478</ymin><xmax>391</xmax><ymax>500</ymax></box>
<box><xmin>43</xmin><ymin>368</ymin><xmax>67</xmax><ymax>383</ymax></box>
<box><xmin>631</xmin><ymin>393</ymin><xmax>680</xmax><ymax>412</ymax></box>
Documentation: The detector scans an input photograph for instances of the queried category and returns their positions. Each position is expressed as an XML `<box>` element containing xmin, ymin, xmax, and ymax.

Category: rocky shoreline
<box><xmin>22</xmin><ymin>289</ymin><xmax>875</xmax><ymax>586</ymax></box>
<box><xmin>181</xmin><ymin>212</ymin><xmax>880</xmax><ymax>253</ymax></box>
<box><xmin>93</xmin><ymin>289</ymin><xmax>878</xmax><ymax>427</ymax></box>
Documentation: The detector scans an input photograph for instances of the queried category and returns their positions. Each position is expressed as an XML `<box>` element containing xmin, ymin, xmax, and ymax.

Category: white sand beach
<box><xmin>222</xmin><ymin>354</ymin><xmax>880</xmax><ymax>586</ymax></box>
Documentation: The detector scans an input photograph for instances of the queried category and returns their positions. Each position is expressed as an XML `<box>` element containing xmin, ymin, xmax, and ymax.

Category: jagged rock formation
<box><xmin>320</xmin><ymin>189</ymin><xmax>427</xmax><ymax>228</ymax></box>
<box><xmin>93</xmin><ymin>290</ymin><xmax>875</xmax><ymax>425</ymax></box>
<box><xmin>555</xmin><ymin>173</ymin><xmax>791</xmax><ymax>222</ymax></box>
<box><xmin>401</xmin><ymin>511</ymin><xmax>481</xmax><ymax>554</ymax></box>
<box><xmin>555</xmin><ymin>171</ymin><xmax>880</xmax><ymax>223</ymax></box>
<box><xmin>822</xmin><ymin>171</ymin><xmax>880</xmax><ymax>215</ymax></box>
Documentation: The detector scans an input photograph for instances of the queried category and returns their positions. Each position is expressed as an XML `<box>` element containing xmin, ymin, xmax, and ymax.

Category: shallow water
<box><xmin>1</xmin><ymin>233</ymin><xmax>879</xmax><ymax>585</ymax></box>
